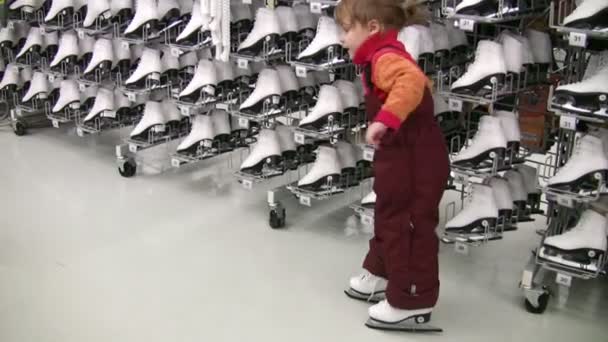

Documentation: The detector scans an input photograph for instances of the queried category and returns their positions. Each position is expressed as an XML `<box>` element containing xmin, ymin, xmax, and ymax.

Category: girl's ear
<box><xmin>367</xmin><ymin>19</ymin><xmax>382</xmax><ymax>35</ymax></box>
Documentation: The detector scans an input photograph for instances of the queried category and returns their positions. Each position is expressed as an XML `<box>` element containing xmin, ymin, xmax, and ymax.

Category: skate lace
<box><xmin>361</xmin><ymin>273</ymin><xmax>381</xmax><ymax>302</ymax></box>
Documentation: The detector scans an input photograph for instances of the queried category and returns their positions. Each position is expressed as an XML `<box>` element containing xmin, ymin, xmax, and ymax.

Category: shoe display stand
<box><xmin>519</xmin><ymin>0</ymin><xmax>608</xmax><ymax>312</ymax></box>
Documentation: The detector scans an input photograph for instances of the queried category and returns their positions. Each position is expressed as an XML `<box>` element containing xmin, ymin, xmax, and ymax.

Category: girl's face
<box><xmin>340</xmin><ymin>20</ymin><xmax>374</xmax><ymax>58</ymax></box>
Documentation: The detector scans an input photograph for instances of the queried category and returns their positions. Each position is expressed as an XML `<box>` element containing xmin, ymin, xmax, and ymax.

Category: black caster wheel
<box><xmin>118</xmin><ymin>159</ymin><xmax>137</xmax><ymax>178</ymax></box>
<box><xmin>269</xmin><ymin>208</ymin><xmax>286</xmax><ymax>229</ymax></box>
<box><xmin>14</xmin><ymin>121</ymin><xmax>26</xmax><ymax>136</ymax></box>
<box><xmin>525</xmin><ymin>292</ymin><xmax>549</xmax><ymax>314</ymax></box>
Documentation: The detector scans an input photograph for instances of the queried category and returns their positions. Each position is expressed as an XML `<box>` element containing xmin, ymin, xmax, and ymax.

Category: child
<box><xmin>336</xmin><ymin>0</ymin><xmax>450</xmax><ymax>328</ymax></box>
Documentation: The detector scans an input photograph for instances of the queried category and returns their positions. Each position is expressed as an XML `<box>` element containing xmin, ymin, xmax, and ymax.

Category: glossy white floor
<box><xmin>0</xmin><ymin>127</ymin><xmax>606</xmax><ymax>342</ymax></box>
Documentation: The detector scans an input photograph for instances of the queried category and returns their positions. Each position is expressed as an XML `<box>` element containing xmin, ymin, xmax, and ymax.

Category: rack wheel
<box><xmin>269</xmin><ymin>207</ymin><xmax>286</xmax><ymax>229</ymax></box>
<box><xmin>119</xmin><ymin>159</ymin><xmax>137</xmax><ymax>178</ymax></box>
<box><xmin>13</xmin><ymin>121</ymin><xmax>26</xmax><ymax>136</ymax></box>
<box><xmin>525</xmin><ymin>291</ymin><xmax>549</xmax><ymax>314</ymax></box>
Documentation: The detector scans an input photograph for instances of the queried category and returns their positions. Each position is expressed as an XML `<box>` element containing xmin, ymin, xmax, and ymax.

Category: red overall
<box><xmin>356</xmin><ymin>32</ymin><xmax>450</xmax><ymax>310</ymax></box>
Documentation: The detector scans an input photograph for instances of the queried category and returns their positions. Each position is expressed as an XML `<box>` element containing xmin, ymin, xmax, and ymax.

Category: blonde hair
<box><xmin>335</xmin><ymin>0</ymin><xmax>430</xmax><ymax>30</ymax></box>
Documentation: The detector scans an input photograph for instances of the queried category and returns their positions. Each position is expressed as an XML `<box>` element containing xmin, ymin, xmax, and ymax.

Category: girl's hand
<box><xmin>366</xmin><ymin>122</ymin><xmax>388</xmax><ymax>146</ymax></box>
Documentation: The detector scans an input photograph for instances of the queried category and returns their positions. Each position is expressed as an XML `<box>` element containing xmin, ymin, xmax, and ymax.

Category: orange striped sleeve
<box><xmin>372</xmin><ymin>53</ymin><xmax>429</xmax><ymax>129</ymax></box>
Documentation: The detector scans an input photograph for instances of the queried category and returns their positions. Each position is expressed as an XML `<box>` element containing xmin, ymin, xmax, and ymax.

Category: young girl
<box><xmin>336</xmin><ymin>0</ymin><xmax>450</xmax><ymax>328</ymax></box>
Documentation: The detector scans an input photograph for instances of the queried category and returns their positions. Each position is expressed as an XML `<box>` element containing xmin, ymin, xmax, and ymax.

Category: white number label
<box><xmin>310</xmin><ymin>2</ymin><xmax>322</xmax><ymax>13</ymax></box>
<box><xmin>295</xmin><ymin>65</ymin><xmax>307</xmax><ymax>78</ymax></box>
<box><xmin>171</xmin><ymin>158</ymin><xmax>181</xmax><ymax>168</ymax></box>
<box><xmin>181</xmin><ymin>106</ymin><xmax>191</xmax><ymax>116</ymax></box>
<box><xmin>103</xmin><ymin>110</ymin><xmax>117</xmax><ymax>119</ymax></box>
<box><xmin>294</xmin><ymin>132</ymin><xmax>305</xmax><ymax>144</ymax></box>
<box><xmin>556</xmin><ymin>194</ymin><xmax>574</xmax><ymax>208</ymax></box>
<box><xmin>242</xmin><ymin>0</ymin><xmax>252</xmax><ymax>4</ymax></box>
<box><xmin>237</xmin><ymin>58</ymin><xmax>248</xmax><ymax>69</ymax></box>
<box><xmin>127</xmin><ymin>92</ymin><xmax>136</xmax><ymax>102</ymax></box>
<box><xmin>559</xmin><ymin>115</ymin><xmax>576</xmax><ymax>130</ymax></box>
<box><xmin>76</xmin><ymin>127</ymin><xmax>84</xmax><ymax>137</ymax></box>
<box><xmin>79</xmin><ymin>83</ymin><xmax>86</xmax><ymax>92</ymax></box>
<box><xmin>453</xmin><ymin>171</ymin><xmax>469</xmax><ymax>184</ymax></box>
<box><xmin>299</xmin><ymin>195</ymin><xmax>311</xmax><ymax>207</ymax></box>
<box><xmin>129</xmin><ymin>143</ymin><xmax>138</xmax><ymax>153</ymax></box>
<box><xmin>458</xmin><ymin>19</ymin><xmax>475</xmax><ymax>32</ymax></box>
<box><xmin>556</xmin><ymin>273</ymin><xmax>572</xmax><ymax>287</ymax></box>
<box><xmin>242</xmin><ymin>179</ymin><xmax>253</xmax><ymax>190</ymax></box>
<box><xmin>454</xmin><ymin>241</ymin><xmax>469</xmax><ymax>255</ymax></box>
<box><xmin>171</xmin><ymin>47</ymin><xmax>181</xmax><ymax>57</ymax></box>
<box><xmin>52</xmin><ymin>120</ymin><xmax>59</xmax><ymax>128</ymax></box>
<box><xmin>153</xmin><ymin>124</ymin><xmax>166</xmax><ymax>133</ymax></box>
<box><xmin>78</xmin><ymin>30</ymin><xmax>85</xmax><ymax>39</ymax></box>
<box><xmin>121</xmin><ymin>41</ymin><xmax>130</xmax><ymax>51</ymax></box>
<box><xmin>201</xmin><ymin>140</ymin><xmax>212</xmax><ymax>148</ymax></box>
<box><xmin>449</xmin><ymin>98</ymin><xmax>463</xmax><ymax>112</ymax></box>
<box><xmin>238</xmin><ymin>117</ymin><xmax>249</xmax><ymax>129</ymax></box>
<box><xmin>568</xmin><ymin>32</ymin><xmax>587</xmax><ymax>48</ymax></box>
<box><xmin>363</xmin><ymin>148</ymin><xmax>374</xmax><ymax>161</ymax></box>
<box><xmin>48</xmin><ymin>74</ymin><xmax>55</xmax><ymax>82</ymax></box>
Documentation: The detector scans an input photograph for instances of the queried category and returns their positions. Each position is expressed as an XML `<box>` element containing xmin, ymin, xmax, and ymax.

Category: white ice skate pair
<box><xmin>344</xmin><ymin>270</ymin><xmax>442</xmax><ymax>333</ymax></box>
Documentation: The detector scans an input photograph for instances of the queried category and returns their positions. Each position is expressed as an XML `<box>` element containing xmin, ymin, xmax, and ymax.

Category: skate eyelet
<box><xmin>588</xmin><ymin>250</ymin><xmax>596</xmax><ymax>258</ymax></box>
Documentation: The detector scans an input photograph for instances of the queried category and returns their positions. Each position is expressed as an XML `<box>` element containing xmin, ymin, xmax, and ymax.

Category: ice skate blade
<box><xmin>365</xmin><ymin>318</ymin><xmax>443</xmax><ymax>333</ymax></box>
<box><xmin>344</xmin><ymin>288</ymin><xmax>385</xmax><ymax>303</ymax></box>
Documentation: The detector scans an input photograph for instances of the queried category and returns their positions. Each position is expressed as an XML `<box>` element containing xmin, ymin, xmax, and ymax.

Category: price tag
<box><xmin>294</xmin><ymin>132</ymin><xmax>305</xmax><ymax>144</ymax></box>
<box><xmin>70</xmin><ymin>102</ymin><xmax>80</xmax><ymax>110</ymax></box>
<box><xmin>181</xmin><ymin>106</ymin><xmax>191</xmax><ymax>116</ymax></box>
<box><xmin>127</xmin><ymin>92</ymin><xmax>136</xmax><ymax>102</ymax></box>
<box><xmin>148</xmin><ymin>73</ymin><xmax>161</xmax><ymax>82</ymax></box>
<box><xmin>103</xmin><ymin>110</ymin><xmax>117</xmax><ymax>119</ymax></box>
<box><xmin>201</xmin><ymin>140</ymin><xmax>212</xmax><ymax>148</ymax></box>
<box><xmin>40</xmin><ymin>26</ymin><xmax>46</xmax><ymax>34</ymax></box>
<box><xmin>121</xmin><ymin>41</ymin><xmax>130</xmax><ymax>51</ymax></box>
<box><xmin>272</xmin><ymin>95</ymin><xmax>280</xmax><ymax>105</ymax></box>
<box><xmin>310</xmin><ymin>2</ymin><xmax>322</xmax><ymax>13</ymax></box>
<box><xmin>454</xmin><ymin>241</ymin><xmax>469</xmax><ymax>255</ymax></box>
<box><xmin>242</xmin><ymin>0</ymin><xmax>252</xmax><ymax>4</ymax></box>
<box><xmin>363</xmin><ymin>147</ymin><xmax>374</xmax><ymax>162</ymax></box>
<box><xmin>556</xmin><ymin>194</ymin><xmax>574</xmax><ymax>208</ymax></box>
<box><xmin>8</xmin><ymin>21</ymin><xmax>14</xmax><ymax>29</ymax></box>
<box><xmin>171</xmin><ymin>158</ymin><xmax>181</xmax><ymax>168</ymax></box>
<box><xmin>568</xmin><ymin>32</ymin><xmax>587</xmax><ymax>48</ymax></box>
<box><xmin>52</xmin><ymin>119</ymin><xmax>59</xmax><ymax>128</ymax></box>
<box><xmin>77</xmin><ymin>30</ymin><xmax>85</xmax><ymax>39</ymax></box>
<box><xmin>238</xmin><ymin>117</ymin><xmax>249</xmax><ymax>128</ymax></box>
<box><xmin>299</xmin><ymin>195</ymin><xmax>312</xmax><ymax>207</ymax></box>
<box><xmin>79</xmin><ymin>83</ymin><xmax>86</xmax><ymax>92</ymax></box>
<box><xmin>361</xmin><ymin>214</ymin><xmax>374</xmax><ymax>226</ymax></box>
<box><xmin>453</xmin><ymin>171</ymin><xmax>469</xmax><ymax>184</ymax></box>
<box><xmin>556</xmin><ymin>273</ymin><xmax>572</xmax><ymax>287</ymax></box>
<box><xmin>129</xmin><ymin>143</ymin><xmax>138</xmax><ymax>153</ymax></box>
<box><xmin>171</xmin><ymin>47</ymin><xmax>181</xmax><ymax>57</ymax></box>
<box><xmin>153</xmin><ymin>124</ymin><xmax>166</xmax><ymax>133</ymax></box>
<box><xmin>559</xmin><ymin>114</ymin><xmax>576</xmax><ymax>130</ymax></box>
<box><xmin>448</xmin><ymin>98</ymin><xmax>463</xmax><ymax>112</ymax></box>
<box><xmin>48</xmin><ymin>74</ymin><xmax>55</xmax><ymax>82</ymax></box>
<box><xmin>37</xmin><ymin>93</ymin><xmax>48</xmax><ymax>100</ymax></box>
<box><xmin>242</xmin><ymin>179</ymin><xmax>253</xmax><ymax>190</ymax></box>
<box><xmin>295</xmin><ymin>65</ymin><xmax>307</xmax><ymax>78</ymax></box>
<box><xmin>237</xmin><ymin>58</ymin><xmax>248</xmax><ymax>69</ymax></box>
<box><xmin>458</xmin><ymin>19</ymin><xmax>475</xmax><ymax>32</ymax></box>
<box><xmin>15</xmin><ymin>108</ymin><xmax>22</xmax><ymax>116</ymax></box>
<box><xmin>76</xmin><ymin>127</ymin><xmax>84</xmax><ymax>137</ymax></box>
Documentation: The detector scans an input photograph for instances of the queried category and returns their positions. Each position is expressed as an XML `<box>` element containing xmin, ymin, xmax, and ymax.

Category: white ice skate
<box><xmin>366</xmin><ymin>300</ymin><xmax>442</xmax><ymax>332</ymax></box>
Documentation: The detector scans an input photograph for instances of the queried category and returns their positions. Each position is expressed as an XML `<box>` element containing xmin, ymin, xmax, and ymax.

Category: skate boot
<box><xmin>237</xmin><ymin>7</ymin><xmax>281</xmax><ymax>56</ymax></box>
<box><xmin>446</xmin><ymin>21</ymin><xmax>469</xmax><ymax>66</ymax></box>
<box><xmin>336</xmin><ymin>141</ymin><xmax>358</xmax><ymax>187</ymax></box>
<box><xmin>0</xmin><ymin>64</ymin><xmax>21</xmax><ymax>92</ymax></box>
<box><xmin>498</xmin><ymin>32</ymin><xmax>524</xmax><ymax>82</ymax></box>
<box><xmin>450</xmin><ymin>40</ymin><xmax>506</xmax><ymax>96</ymax></box>
<box><xmin>130</xmin><ymin>101</ymin><xmax>167</xmax><ymax>141</ymax></box>
<box><xmin>83</xmin><ymin>38</ymin><xmax>114</xmax><ymax>81</ymax></box>
<box><xmin>239</xmin><ymin>128</ymin><xmax>282</xmax><ymax>175</ymax></box>
<box><xmin>297</xmin><ymin>16</ymin><xmax>342</xmax><ymax>64</ymax></box>
<box><xmin>157</xmin><ymin>0</ymin><xmax>180</xmax><ymax>27</ymax></box>
<box><xmin>367</xmin><ymin>300</ymin><xmax>441</xmax><ymax>332</ymax></box>
<box><xmin>239</xmin><ymin>68</ymin><xmax>281</xmax><ymax>114</ymax></box>
<box><xmin>230</xmin><ymin>2</ymin><xmax>253</xmax><ymax>32</ymax></box>
<box><xmin>276</xmin><ymin>6</ymin><xmax>298</xmax><ymax>43</ymax></box>
<box><xmin>299</xmin><ymin>85</ymin><xmax>344</xmax><ymax>131</ymax></box>
<box><xmin>430</xmin><ymin>23</ymin><xmax>450</xmax><ymax>70</ymax></box>
<box><xmin>177</xmin><ymin>114</ymin><xmax>214</xmax><ymax>156</ymax></box>
<box><xmin>344</xmin><ymin>270</ymin><xmax>387</xmax><ymax>303</ymax></box>
<box><xmin>41</xmin><ymin>30</ymin><xmax>59</xmax><ymax>61</ymax></box>
<box><xmin>563</xmin><ymin>0</ymin><xmax>608</xmax><ymax>30</ymax></box>
<box><xmin>361</xmin><ymin>191</ymin><xmax>376</xmax><ymax>209</ymax></box>
<box><xmin>79</xmin><ymin>84</ymin><xmax>98</xmax><ymax>112</ymax></box>
<box><xmin>111</xmin><ymin>0</ymin><xmax>133</xmax><ymax>24</ymax></box>
<box><xmin>178</xmin><ymin>60</ymin><xmax>217</xmax><ymax>103</ymax></box>
<box><xmin>398</xmin><ymin>25</ymin><xmax>422</xmax><ymax>61</ymax></box>
<box><xmin>445</xmin><ymin>183</ymin><xmax>499</xmax><ymax>236</ymax></box>
<box><xmin>485</xmin><ymin>177</ymin><xmax>516</xmax><ymax>231</ymax></box>
<box><xmin>275</xmin><ymin>64</ymin><xmax>299</xmax><ymax>103</ymax></box>
<box><xmin>539</xmin><ymin>209</ymin><xmax>607</xmax><ymax>271</ymax></box>
<box><xmin>214</xmin><ymin>60</ymin><xmax>235</xmax><ymax>97</ymax></box>
<box><xmin>16</xmin><ymin>26</ymin><xmax>43</xmax><ymax>61</ymax></box>
<box><xmin>83</xmin><ymin>0</ymin><xmax>111</xmax><ymax>29</ymax></box>
<box><xmin>293</xmin><ymin>3</ymin><xmax>317</xmax><ymax>37</ymax></box>
<box><xmin>333</xmin><ymin>79</ymin><xmax>361</xmax><ymax>121</ymax></box>
<box><xmin>276</xmin><ymin>125</ymin><xmax>298</xmax><ymax>170</ymax></box>
<box><xmin>452</xmin><ymin>115</ymin><xmax>507</xmax><ymax>168</ymax></box>
<box><xmin>495</xmin><ymin>110</ymin><xmax>521</xmax><ymax>163</ymax></box>
<box><xmin>83</xmin><ymin>88</ymin><xmax>115</xmax><ymax>124</ymax></box>
<box><xmin>516</xmin><ymin>165</ymin><xmax>542</xmax><ymax>214</ymax></box>
<box><xmin>49</xmin><ymin>30</ymin><xmax>79</xmax><ymax>71</ymax></box>
<box><xmin>0</xmin><ymin>26</ymin><xmax>17</xmax><ymax>50</ymax></box>
<box><xmin>44</xmin><ymin>0</ymin><xmax>75</xmax><ymax>25</ymax></box>
<box><xmin>526</xmin><ymin>29</ymin><xmax>552</xmax><ymax>76</ymax></box>
<box><xmin>553</xmin><ymin>66</ymin><xmax>608</xmax><ymax>115</ymax></box>
<box><xmin>211</xmin><ymin>109</ymin><xmax>232</xmax><ymax>152</ymax></box>
<box><xmin>176</xmin><ymin>0</ymin><xmax>204</xmax><ymax>45</ymax></box>
<box><xmin>504</xmin><ymin>169</ymin><xmax>533</xmax><ymax>222</ymax></box>
<box><xmin>114</xmin><ymin>87</ymin><xmax>132</xmax><ymax>117</ymax></box>
<box><xmin>412</xmin><ymin>25</ymin><xmax>434</xmax><ymax>73</ymax></box>
<box><xmin>22</xmin><ymin>71</ymin><xmax>49</xmax><ymax>104</ymax></box>
<box><xmin>178</xmin><ymin>0</ymin><xmax>194</xmax><ymax>19</ymax></box>
<box><xmin>52</xmin><ymin>79</ymin><xmax>80</xmax><ymax>113</ymax></box>
<box><xmin>123</xmin><ymin>0</ymin><xmax>159</xmax><ymax>39</ymax></box>
<box><xmin>297</xmin><ymin>145</ymin><xmax>342</xmax><ymax>191</ymax></box>
<box><xmin>113</xmin><ymin>38</ymin><xmax>131</xmax><ymax>74</ymax></box>
<box><xmin>433</xmin><ymin>93</ymin><xmax>461</xmax><ymax>140</ymax></box>
<box><xmin>125</xmin><ymin>47</ymin><xmax>162</xmax><ymax>89</ymax></box>
<box><xmin>162</xmin><ymin>98</ymin><xmax>184</xmax><ymax>132</ymax></box>
<box><xmin>78</xmin><ymin>34</ymin><xmax>95</xmax><ymax>68</ymax></box>
<box><xmin>547</xmin><ymin>134</ymin><xmax>608</xmax><ymax>191</ymax></box>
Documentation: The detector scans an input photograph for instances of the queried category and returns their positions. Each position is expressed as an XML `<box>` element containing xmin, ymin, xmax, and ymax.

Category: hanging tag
<box><xmin>238</xmin><ymin>117</ymin><xmax>249</xmax><ymax>128</ymax></box>
<box><xmin>242</xmin><ymin>179</ymin><xmax>253</xmax><ymax>190</ymax></box>
<box><xmin>363</xmin><ymin>147</ymin><xmax>374</xmax><ymax>162</ymax></box>
<box><xmin>181</xmin><ymin>106</ymin><xmax>191</xmax><ymax>116</ymax></box>
<box><xmin>171</xmin><ymin>47</ymin><xmax>181</xmax><ymax>57</ymax></box>
<box><xmin>171</xmin><ymin>158</ymin><xmax>181</xmax><ymax>168</ymax></box>
<box><xmin>448</xmin><ymin>98</ymin><xmax>463</xmax><ymax>112</ymax></box>
<box><xmin>295</xmin><ymin>65</ymin><xmax>307</xmax><ymax>78</ymax></box>
<box><xmin>122</xmin><ymin>41</ymin><xmax>130</xmax><ymax>51</ymax></box>
<box><xmin>454</xmin><ymin>241</ymin><xmax>469</xmax><ymax>255</ymax></box>
<box><xmin>568</xmin><ymin>32</ymin><xmax>587</xmax><ymax>48</ymax></box>
<box><xmin>556</xmin><ymin>194</ymin><xmax>574</xmax><ymax>208</ymax></box>
<box><xmin>77</xmin><ymin>30</ymin><xmax>85</xmax><ymax>39</ymax></box>
<box><xmin>299</xmin><ymin>195</ymin><xmax>311</xmax><ymax>207</ymax></box>
<box><xmin>559</xmin><ymin>114</ymin><xmax>576</xmax><ymax>130</ymax></box>
<box><xmin>242</xmin><ymin>0</ymin><xmax>252</xmax><ymax>4</ymax></box>
<box><xmin>127</xmin><ymin>92</ymin><xmax>136</xmax><ymax>102</ymax></box>
<box><xmin>237</xmin><ymin>58</ymin><xmax>248</xmax><ymax>69</ymax></box>
<box><xmin>8</xmin><ymin>21</ymin><xmax>14</xmax><ymax>29</ymax></box>
<box><xmin>129</xmin><ymin>143</ymin><xmax>138</xmax><ymax>153</ymax></box>
<box><xmin>294</xmin><ymin>132</ymin><xmax>305</xmax><ymax>144</ymax></box>
<box><xmin>556</xmin><ymin>273</ymin><xmax>572</xmax><ymax>287</ymax></box>
<box><xmin>79</xmin><ymin>83</ymin><xmax>86</xmax><ymax>92</ymax></box>
<box><xmin>458</xmin><ymin>19</ymin><xmax>475</xmax><ymax>32</ymax></box>
<box><xmin>453</xmin><ymin>171</ymin><xmax>469</xmax><ymax>184</ymax></box>
<box><xmin>52</xmin><ymin>119</ymin><xmax>59</xmax><ymax>128</ymax></box>
<box><xmin>310</xmin><ymin>2</ymin><xmax>322</xmax><ymax>13</ymax></box>
<box><xmin>103</xmin><ymin>110</ymin><xmax>117</xmax><ymax>119</ymax></box>
<box><xmin>272</xmin><ymin>95</ymin><xmax>280</xmax><ymax>105</ymax></box>
<box><xmin>48</xmin><ymin>74</ymin><xmax>55</xmax><ymax>82</ymax></box>
<box><xmin>76</xmin><ymin>127</ymin><xmax>84</xmax><ymax>137</ymax></box>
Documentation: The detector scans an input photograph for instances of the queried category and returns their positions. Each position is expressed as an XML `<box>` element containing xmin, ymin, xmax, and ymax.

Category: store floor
<box><xmin>1</xmin><ymin>128</ymin><xmax>606</xmax><ymax>342</ymax></box>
